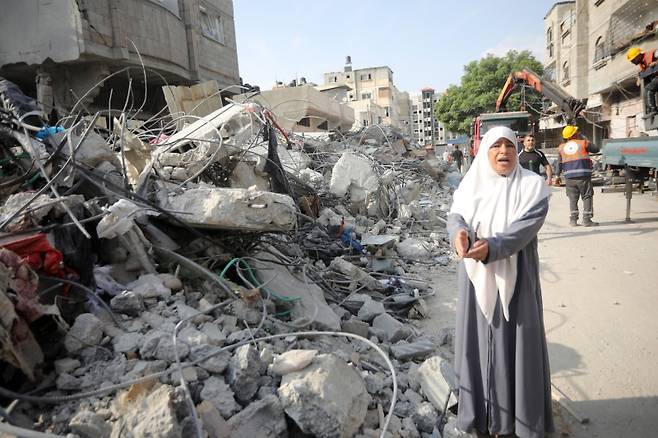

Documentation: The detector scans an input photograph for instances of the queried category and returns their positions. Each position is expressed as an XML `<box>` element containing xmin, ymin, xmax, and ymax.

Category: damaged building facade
<box><xmin>542</xmin><ymin>0</ymin><xmax>658</xmax><ymax>143</ymax></box>
<box><xmin>323</xmin><ymin>57</ymin><xmax>411</xmax><ymax>131</ymax></box>
<box><xmin>410</xmin><ymin>88</ymin><xmax>456</xmax><ymax>148</ymax></box>
<box><xmin>0</xmin><ymin>0</ymin><xmax>240</xmax><ymax>120</ymax></box>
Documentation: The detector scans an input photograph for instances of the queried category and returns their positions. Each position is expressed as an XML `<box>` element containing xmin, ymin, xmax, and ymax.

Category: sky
<box><xmin>234</xmin><ymin>0</ymin><xmax>558</xmax><ymax>95</ymax></box>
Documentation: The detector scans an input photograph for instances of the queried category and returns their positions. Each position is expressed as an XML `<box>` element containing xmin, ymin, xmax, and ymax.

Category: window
<box><xmin>360</xmin><ymin>73</ymin><xmax>372</xmax><ymax>81</ymax></box>
<box><xmin>317</xmin><ymin>121</ymin><xmax>328</xmax><ymax>130</ymax></box>
<box><xmin>546</xmin><ymin>27</ymin><xmax>554</xmax><ymax>58</ymax></box>
<box><xmin>384</xmin><ymin>107</ymin><xmax>390</xmax><ymax>117</ymax></box>
<box><xmin>297</xmin><ymin>117</ymin><xmax>310</xmax><ymax>127</ymax></box>
<box><xmin>200</xmin><ymin>9</ymin><xmax>224</xmax><ymax>43</ymax></box>
<box><xmin>363</xmin><ymin>120</ymin><xmax>369</xmax><ymax>127</ymax></box>
<box><xmin>361</xmin><ymin>92</ymin><xmax>372</xmax><ymax>99</ymax></box>
<box><xmin>594</xmin><ymin>36</ymin><xmax>606</xmax><ymax>63</ymax></box>
<box><xmin>562</xmin><ymin>61</ymin><xmax>570</xmax><ymax>82</ymax></box>
<box><xmin>594</xmin><ymin>0</ymin><xmax>604</xmax><ymax>5</ymax></box>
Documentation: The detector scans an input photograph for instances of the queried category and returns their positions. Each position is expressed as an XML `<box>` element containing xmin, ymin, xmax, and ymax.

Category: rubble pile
<box><xmin>0</xmin><ymin>77</ymin><xmax>468</xmax><ymax>438</ymax></box>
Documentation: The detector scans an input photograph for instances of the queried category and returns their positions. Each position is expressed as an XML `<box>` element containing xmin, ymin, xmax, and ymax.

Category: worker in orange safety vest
<box><xmin>627</xmin><ymin>47</ymin><xmax>658</xmax><ymax>115</ymax></box>
<box><xmin>557</xmin><ymin>125</ymin><xmax>600</xmax><ymax>227</ymax></box>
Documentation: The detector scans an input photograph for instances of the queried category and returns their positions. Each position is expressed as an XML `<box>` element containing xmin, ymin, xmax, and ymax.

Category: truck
<box><xmin>471</xmin><ymin>68</ymin><xmax>586</xmax><ymax>154</ymax></box>
<box><xmin>601</xmin><ymin>64</ymin><xmax>658</xmax><ymax>222</ymax></box>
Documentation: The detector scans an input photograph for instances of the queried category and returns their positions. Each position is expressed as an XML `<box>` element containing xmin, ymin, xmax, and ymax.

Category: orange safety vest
<box><xmin>558</xmin><ymin>139</ymin><xmax>592</xmax><ymax>178</ymax></box>
<box><xmin>639</xmin><ymin>49</ymin><xmax>657</xmax><ymax>72</ymax></box>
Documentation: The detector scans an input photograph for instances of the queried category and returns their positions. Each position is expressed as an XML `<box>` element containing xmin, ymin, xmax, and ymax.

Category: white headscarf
<box><xmin>450</xmin><ymin>126</ymin><xmax>550</xmax><ymax>323</ymax></box>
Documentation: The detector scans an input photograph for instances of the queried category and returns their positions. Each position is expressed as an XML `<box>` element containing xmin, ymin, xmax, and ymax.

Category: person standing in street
<box><xmin>518</xmin><ymin>134</ymin><xmax>553</xmax><ymax>184</ymax></box>
<box><xmin>448</xmin><ymin>126</ymin><xmax>554</xmax><ymax>438</ymax></box>
<box><xmin>557</xmin><ymin>125</ymin><xmax>600</xmax><ymax>227</ymax></box>
<box><xmin>451</xmin><ymin>145</ymin><xmax>464</xmax><ymax>173</ymax></box>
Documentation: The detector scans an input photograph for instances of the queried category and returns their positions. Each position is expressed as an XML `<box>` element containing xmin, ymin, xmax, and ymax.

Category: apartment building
<box><xmin>0</xmin><ymin>0</ymin><xmax>240</xmax><ymax>119</ymax></box>
<box><xmin>323</xmin><ymin>57</ymin><xmax>407</xmax><ymax>130</ymax></box>
<box><xmin>410</xmin><ymin>88</ymin><xmax>454</xmax><ymax>147</ymax></box>
<box><xmin>543</xmin><ymin>0</ymin><xmax>658</xmax><ymax>143</ymax></box>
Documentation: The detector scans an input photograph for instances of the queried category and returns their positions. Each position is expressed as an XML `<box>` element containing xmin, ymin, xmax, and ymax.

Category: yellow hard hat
<box><xmin>562</xmin><ymin>125</ymin><xmax>579</xmax><ymax>139</ymax></box>
<box><xmin>627</xmin><ymin>47</ymin><xmax>642</xmax><ymax>62</ymax></box>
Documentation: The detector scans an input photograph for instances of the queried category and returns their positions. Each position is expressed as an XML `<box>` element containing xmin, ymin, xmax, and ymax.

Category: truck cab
<box><xmin>471</xmin><ymin>111</ymin><xmax>532</xmax><ymax>155</ymax></box>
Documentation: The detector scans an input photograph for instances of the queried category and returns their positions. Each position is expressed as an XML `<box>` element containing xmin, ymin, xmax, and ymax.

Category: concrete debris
<box><xmin>156</xmin><ymin>184</ymin><xmax>297</xmax><ymax>231</ymax></box>
<box><xmin>271</xmin><ymin>349</ymin><xmax>318</xmax><ymax>375</ymax></box>
<box><xmin>0</xmin><ymin>76</ymin><xmax>462</xmax><ymax>438</ymax></box>
<box><xmin>227</xmin><ymin>394</ymin><xmax>288</xmax><ymax>438</ymax></box>
<box><xmin>64</xmin><ymin>313</ymin><xmax>104</xmax><ymax>354</ymax></box>
<box><xmin>278</xmin><ymin>354</ymin><xmax>370</xmax><ymax>438</ymax></box>
<box><xmin>417</xmin><ymin>355</ymin><xmax>458</xmax><ymax>412</ymax></box>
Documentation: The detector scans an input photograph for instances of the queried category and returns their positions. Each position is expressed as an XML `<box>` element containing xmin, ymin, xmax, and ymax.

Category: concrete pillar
<box><xmin>181</xmin><ymin>0</ymin><xmax>200</xmax><ymax>81</ymax></box>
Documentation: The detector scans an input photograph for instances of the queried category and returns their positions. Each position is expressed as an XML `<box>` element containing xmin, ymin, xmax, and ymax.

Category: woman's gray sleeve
<box><xmin>484</xmin><ymin>197</ymin><xmax>549</xmax><ymax>264</ymax></box>
<box><xmin>447</xmin><ymin>213</ymin><xmax>470</xmax><ymax>250</ymax></box>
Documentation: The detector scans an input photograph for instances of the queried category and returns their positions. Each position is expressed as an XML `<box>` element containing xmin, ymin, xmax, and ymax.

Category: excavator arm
<box><xmin>495</xmin><ymin>68</ymin><xmax>586</xmax><ymax>123</ymax></box>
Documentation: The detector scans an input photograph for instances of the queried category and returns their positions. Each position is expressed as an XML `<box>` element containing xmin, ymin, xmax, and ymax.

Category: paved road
<box><xmin>421</xmin><ymin>185</ymin><xmax>658</xmax><ymax>437</ymax></box>
<box><xmin>539</xmin><ymin>186</ymin><xmax>658</xmax><ymax>438</ymax></box>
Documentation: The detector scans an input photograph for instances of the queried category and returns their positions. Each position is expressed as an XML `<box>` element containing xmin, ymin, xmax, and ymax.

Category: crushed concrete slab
<box><xmin>397</xmin><ymin>238</ymin><xmax>432</xmax><ymax>260</ymax></box>
<box><xmin>64</xmin><ymin>313</ymin><xmax>104</xmax><ymax>354</ymax></box>
<box><xmin>330</xmin><ymin>152</ymin><xmax>379</xmax><ymax>204</ymax></box>
<box><xmin>226</xmin><ymin>344</ymin><xmax>264</xmax><ymax>404</ymax></box>
<box><xmin>227</xmin><ymin>394</ymin><xmax>287</xmax><ymax>438</ymax></box>
<box><xmin>417</xmin><ymin>355</ymin><xmax>458</xmax><ymax>412</ymax></box>
<box><xmin>189</xmin><ymin>345</ymin><xmax>230</xmax><ymax>373</ymax></box>
<box><xmin>110</xmin><ymin>291</ymin><xmax>144</xmax><ymax>316</ymax></box>
<box><xmin>278</xmin><ymin>353</ymin><xmax>370</xmax><ymax>438</ymax></box>
<box><xmin>200</xmin><ymin>376</ymin><xmax>241</xmax><ymax>418</ymax></box>
<box><xmin>255</xmin><ymin>250</ymin><xmax>341</xmax><ymax>331</ymax></box>
<box><xmin>271</xmin><ymin>349</ymin><xmax>317</xmax><ymax>376</ymax></box>
<box><xmin>156</xmin><ymin>184</ymin><xmax>297</xmax><ymax>232</ymax></box>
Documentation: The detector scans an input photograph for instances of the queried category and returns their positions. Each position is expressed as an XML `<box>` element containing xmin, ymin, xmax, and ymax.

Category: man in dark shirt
<box><xmin>451</xmin><ymin>145</ymin><xmax>464</xmax><ymax>173</ymax></box>
<box><xmin>518</xmin><ymin>135</ymin><xmax>553</xmax><ymax>184</ymax></box>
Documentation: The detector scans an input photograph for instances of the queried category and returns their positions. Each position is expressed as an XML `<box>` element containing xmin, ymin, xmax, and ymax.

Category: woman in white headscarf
<box><xmin>447</xmin><ymin>126</ymin><xmax>554</xmax><ymax>438</ymax></box>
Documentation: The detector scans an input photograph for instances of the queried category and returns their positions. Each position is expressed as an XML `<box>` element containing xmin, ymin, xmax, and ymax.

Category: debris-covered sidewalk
<box><xmin>0</xmin><ymin>76</ymin><xmax>471</xmax><ymax>438</ymax></box>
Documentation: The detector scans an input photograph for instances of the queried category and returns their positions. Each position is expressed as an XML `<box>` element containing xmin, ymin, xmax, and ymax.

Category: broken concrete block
<box><xmin>177</xmin><ymin>326</ymin><xmax>208</xmax><ymax>347</ymax></box>
<box><xmin>412</xmin><ymin>402</ymin><xmax>437</xmax><ymax>433</ymax></box>
<box><xmin>54</xmin><ymin>358</ymin><xmax>80</xmax><ymax>375</ymax></box>
<box><xmin>156</xmin><ymin>184</ymin><xmax>297</xmax><ymax>232</ymax></box>
<box><xmin>189</xmin><ymin>345</ymin><xmax>230</xmax><ymax>373</ymax></box>
<box><xmin>400</xmin><ymin>416</ymin><xmax>420</xmax><ymax>438</ymax></box>
<box><xmin>278</xmin><ymin>354</ymin><xmax>370</xmax><ymax>438</ymax></box>
<box><xmin>128</xmin><ymin>274</ymin><xmax>171</xmax><ymax>299</ymax></box>
<box><xmin>226</xmin><ymin>344</ymin><xmax>264</xmax><ymax>404</ymax></box>
<box><xmin>417</xmin><ymin>355</ymin><xmax>458</xmax><ymax>412</ymax></box>
<box><xmin>390</xmin><ymin>339</ymin><xmax>436</xmax><ymax>361</ymax></box>
<box><xmin>330</xmin><ymin>257</ymin><xmax>385</xmax><ymax>292</ymax></box>
<box><xmin>64</xmin><ymin>313</ymin><xmax>104</xmax><ymax>354</ymax></box>
<box><xmin>110</xmin><ymin>291</ymin><xmax>143</xmax><ymax>316</ymax></box>
<box><xmin>298</xmin><ymin>168</ymin><xmax>325</xmax><ymax>189</ymax></box>
<box><xmin>357</xmin><ymin>298</ymin><xmax>386</xmax><ymax>322</ymax></box>
<box><xmin>113</xmin><ymin>384</ymin><xmax>181</xmax><ymax>438</ymax></box>
<box><xmin>330</xmin><ymin>152</ymin><xmax>379</xmax><ymax>204</ymax></box>
<box><xmin>442</xmin><ymin>416</ymin><xmax>478</xmax><ymax>437</ymax></box>
<box><xmin>372</xmin><ymin>313</ymin><xmax>410</xmax><ymax>343</ymax></box>
<box><xmin>196</xmin><ymin>400</ymin><xmax>231</xmax><ymax>438</ymax></box>
<box><xmin>56</xmin><ymin>372</ymin><xmax>82</xmax><ymax>391</ymax></box>
<box><xmin>200</xmin><ymin>376</ymin><xmax>241</xmax><ymax>418</ymax></box>
<box><xmin>175</xmin><ymin>301</ymin><xmax>210</xmax><ymax>324</ymax></box>
<box><xmin>113</xmin><ymin>332</ymin><xmax>142</xmax><ymax>354</ymax></box>
<box><xmin>158</xmin><ymin>273</ymin><xmax>183</xmax><ymax>291</ymax></box>
<box><xmin>271</xmin><ymin>349</ymin><xmax>317</xmax><ymax>376</ymax></box>
<box><xmin>255</xmin><ymin>250</ymin><xmax>341</xmax><ymax>331</ymax></box>
<box><xmin>69</xmin><ymin>410</ymin><xmax>111</xmax><ymax>438</ymax></box>
<box><xmin>227</xmin><ymin>394</ymin><xmax>288</xmax><ymax>438</ymax></box>
<box><xmin>341</xmin><ymin>318</ymin><xmax>370</xmax><ymax>338</ymax></box>
<box><xmin>139</xmin><ymin>330</ymin><xmax>189</xmax><ymax>362</ymax></box>
<box><xmin>200</xmin><ymin>322</ymin><xmax>226</xmax><ymax>346</ymax></box>
<box><xmin>53</xmin><ymin>129</ymin><xmax>115</xmax><ymax>168</ymax></box>
<box><xmin>397</xmin><ymin>238</ymin><xmax>432</xmax><ymax>260</ymax></box>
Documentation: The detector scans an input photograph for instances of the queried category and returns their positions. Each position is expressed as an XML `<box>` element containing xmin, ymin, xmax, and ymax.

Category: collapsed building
<box><xmin>0</xmin><ymin>58</ymin><xmax>473</xmax><ymax>438</ymax></box>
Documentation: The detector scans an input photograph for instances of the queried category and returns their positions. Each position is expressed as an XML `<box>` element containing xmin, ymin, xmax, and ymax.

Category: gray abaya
<box><xmin>447</xmin><ymin>197</ymin><xmax>555</xmax><ymax>438</ymax></box>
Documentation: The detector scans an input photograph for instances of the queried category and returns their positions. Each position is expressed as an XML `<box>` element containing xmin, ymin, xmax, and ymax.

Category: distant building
<box><xmin>322</xmin><ymin>56</ymin><xmax>408</xmax><ymax>130</ymax></box>
<box><xmin>0</xmin><ymin>0</ymin><xmax>240</xmax><ymax>120</ymax></box>
<box><xmin>543</xmin><ymin>0</ymin><xmax>658</xmax><ymax>142</ymax></box>
<box><xmin>410</xmin><ymin>88</ymin><xmax>455</xmax><ymax>147</ymax></box>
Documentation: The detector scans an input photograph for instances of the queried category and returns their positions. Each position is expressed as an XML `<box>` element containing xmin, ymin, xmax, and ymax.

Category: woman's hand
<box><xmin>455</xmin><ymin>229</ymin><xmax>469</xmax><ymax>258</ymax></box>
<box><xmin>465</xmin><ymin>239</ymin><xmax>489</xmax><ymax>262</ymax></box>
